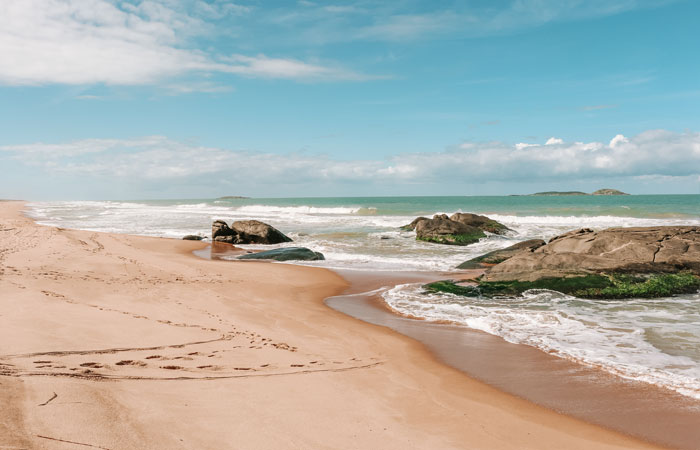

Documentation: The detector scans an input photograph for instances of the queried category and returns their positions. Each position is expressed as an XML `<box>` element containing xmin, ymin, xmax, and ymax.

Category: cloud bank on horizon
<box><xmin>2</xmin><ymin>130</ymin><xmax>698</xmax><ymax>198</ymax></box>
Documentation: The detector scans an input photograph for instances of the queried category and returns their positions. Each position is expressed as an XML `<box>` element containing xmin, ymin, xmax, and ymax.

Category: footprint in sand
<box><xmin>79</xmin><ymin>362</ymin><xmax>103</xmax><ymax>368</ymax></box>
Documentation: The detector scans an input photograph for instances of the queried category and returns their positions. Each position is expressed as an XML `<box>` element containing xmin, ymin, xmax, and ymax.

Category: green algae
<box><xmin>416</xmin><ymin>230</ymin><xmax>486</xmax><ymax>246</ymax></box>
<box><xmin>425</xmin><ymin>273</ymin><xmax>700</xmax><ymax>300</ymax></box>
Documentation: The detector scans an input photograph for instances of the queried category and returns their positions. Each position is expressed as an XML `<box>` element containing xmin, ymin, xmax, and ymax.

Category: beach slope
<box><xmin>0</xmin><ymin>201</ymin><xmax>660</xmax><ymax>449</ymax></box>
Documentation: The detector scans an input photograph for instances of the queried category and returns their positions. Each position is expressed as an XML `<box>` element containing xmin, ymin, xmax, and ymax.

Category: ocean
<box><xmin>26</xmin><ymin>195</ymin><xmax>700</xmax><ymax>399</ymax></box>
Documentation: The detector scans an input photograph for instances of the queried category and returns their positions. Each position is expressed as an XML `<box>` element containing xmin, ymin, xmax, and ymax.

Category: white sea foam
<box><xmin>382</xmin><ymin>283</ymin><xmax>700</xmax><ymax>400</ymax></box>
<box><xmin>233</xmin><ymin>204</ymin><xmax>371</xmax><ymax>215</ymax></box>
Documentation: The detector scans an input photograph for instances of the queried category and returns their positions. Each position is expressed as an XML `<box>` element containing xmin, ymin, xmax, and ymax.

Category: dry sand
<box><xmin>0</xmin><ymin>201</ymin><xmax>662</xmax><ymax>449</ymax></box>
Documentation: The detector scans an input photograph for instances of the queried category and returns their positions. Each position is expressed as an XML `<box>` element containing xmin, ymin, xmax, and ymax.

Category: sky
<box><xmin>0</xmin><ymin>0</ymin><xmax>699</xmax><ymax>199</ymax></box>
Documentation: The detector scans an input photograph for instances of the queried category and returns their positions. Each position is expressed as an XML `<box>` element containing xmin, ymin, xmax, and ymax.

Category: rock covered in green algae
<box><xmin>401</xmin><ymin>213</ymin><xmax>510</xmax><ymax>246</ymax></box>
<box><xmin>237</xmin><ymin>247</ymin><xmax>325</xmax><ymax>261</ymax></box>
<box><xmin>415</xmin><ymin>215</ymin><xmax>486</xmax><ymax>246</ymax></box>
<box><xmin>431</xmin><ymin>226</ymin><xmax>700</xmax><ymax>300</ymax></box>
<box><xmin>425</xmin><ymin>273</ymin><xmax>700</xmax><ymax>300</ymax></box>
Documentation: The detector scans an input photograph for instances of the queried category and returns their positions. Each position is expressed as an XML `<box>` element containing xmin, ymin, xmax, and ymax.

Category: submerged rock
<box><xmin>182</xmin><ymin>235</ymin><xmax>204</xmax><ymax>241</ymax></box>
<box><xmin>211</xmin><ymin>219</ymin><xmax>292</xmax><ymax>245</ymax></box>
<box><xmin>457</xmin><ymin>239</ymin><xmax>545</xmax><ymax>269</ymax></box>
<box><xmin>237</xmin><ymin>247</ymin><xmax>325</xmax><ymax>261</ymax></box>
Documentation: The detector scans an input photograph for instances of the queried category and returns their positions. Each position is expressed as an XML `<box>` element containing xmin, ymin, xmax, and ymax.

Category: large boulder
<box><xmin>237</xmin><ymin>247</ymin><xmax>324</xmax><ymax>261</ymax></box>
<box><xmin>484</xmin><ymin>226</ymin><xmax>700</xmax><ymax>282</ymax></box>
<box><xmin>400</xmin><ymin>213</ymin><xmax>510</xmax><ymax>241</ymax></box>
<box><xmin>415</xmin><ymin>215</ymin><xmax>485</xmax><ymax>246</ymax></box>
<box><xmin>427</xmin><ymin>226</ymin><xmax>700</xmax><ymax>299</ymax></box>
<box><xmin>211</xmin><ymin>219</ymin><xmax>292</xmax><ymax>245</ymax></box>
<box><xmin>457</xmin><ymin>239</ymin><xmax>546</xmax><ymax>269</ymax></box>
<box><xmin>231</xmin><ymin>220</ymin><xmax>292</xmax><ymax>244</ymax></box>
<box><xmin>449</xmin><ymin>213</ymin><xmax>511</xmax><ymax>235</ymax></box>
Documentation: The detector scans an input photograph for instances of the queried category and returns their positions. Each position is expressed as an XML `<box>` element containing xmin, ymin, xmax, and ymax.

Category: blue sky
<box><xmin>1</xmin><ymin>0</ymin><xmax>699</xmax><ymax>199</ymax></box>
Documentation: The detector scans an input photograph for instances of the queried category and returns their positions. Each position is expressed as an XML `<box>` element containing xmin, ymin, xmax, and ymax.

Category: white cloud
<box><xmin>2</xmin><ymin>130</ymin><xmax>699</xmax><ymax>187</ymax></box>
<box><xmin>545</xmin><ymin>137</ymin><xmax>564</xmax><ymax>145</ymax></box>
<box><xmin>279</xmin><ymin>0</ymin><xmax>676</xmax><ymax>43</ymax></box>
<box><xmin>609</xmin><ymin>134</ymin><xmax>629</xmax><ymax>148</ymax></box>
<box><xmin>0</xmin><ymin>0</ymin><xmax>369</xmax><ymax>86</ymax></box>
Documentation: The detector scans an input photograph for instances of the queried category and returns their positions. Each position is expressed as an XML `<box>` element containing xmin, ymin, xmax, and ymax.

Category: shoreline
<box><xmin>325</xmin><ymin>273</ymin><xmax>700</xmax><ymax>450</ymax></box>
<box><xmin>0</xmin><ymin>200</ymin><xmax>668</xmax><ymax>449</ymax></box>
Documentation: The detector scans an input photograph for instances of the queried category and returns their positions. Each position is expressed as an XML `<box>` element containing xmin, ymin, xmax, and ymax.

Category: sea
<box><xmin>26</xmin><ymin>195</ymin><xmax>700</xmax><ymax>400</ymax></box>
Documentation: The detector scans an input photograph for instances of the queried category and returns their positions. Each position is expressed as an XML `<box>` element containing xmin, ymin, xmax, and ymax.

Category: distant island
<box><xmin>218</xmin><ymin>196</ymin><xmax>250</xmax><ymax>199</ymax></box>
<box><xmin>528</xmin><ymin>188</ymin><xmax>629</xmax><ymax>196</ymax></box>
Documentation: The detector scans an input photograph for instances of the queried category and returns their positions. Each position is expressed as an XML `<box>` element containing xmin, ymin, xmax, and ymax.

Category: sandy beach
<box><xmin>0</xmin><ymin>200</ymin><xmax>665</xmax><ymax>449</ymax></box>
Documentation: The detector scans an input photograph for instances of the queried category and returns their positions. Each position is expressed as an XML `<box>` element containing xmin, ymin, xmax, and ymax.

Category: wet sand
<box><xmin>327</xmin><ymin>270</ymin><xmax>700</xmax><ymax>450</ymax></box>
<box><xmin>0</xmin><ymin>200</ymin><xmax>666</xmax><ymax>449</ymax></box>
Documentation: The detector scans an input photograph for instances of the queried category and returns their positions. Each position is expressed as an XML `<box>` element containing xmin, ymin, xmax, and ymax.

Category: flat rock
<box><xmin>457</xmin><ymin>239</ymin><xmax>545</xmax><ymax>269</ymax></box>
<box><xmin>182</xmin><ymin>235</ymin><xmax>204</xmax><ymax>241</ymax></box>
<box><xmin>237</xmin><ymin>247</ymin><xmax>325</xmax><ymax>261</ymax></box>
<box><xmin>483</xmin><ymin>226</ymin><xmax>700</xmax><ymax>282</ymax></box>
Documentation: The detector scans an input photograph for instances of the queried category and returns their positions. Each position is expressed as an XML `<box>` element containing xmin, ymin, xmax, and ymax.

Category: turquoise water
<box><xmin>26</xmin><ymin>195</ymin><xmax>700</xmax><ymax>399</ymax></box>
<box><xmin>146</xmin><ymin>194</ymin><xmax>700</xmax><ymax>219</ymax></box>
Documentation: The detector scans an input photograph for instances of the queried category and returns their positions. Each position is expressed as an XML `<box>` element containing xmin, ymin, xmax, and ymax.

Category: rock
<box><xmin>182</xmin><ymin>235</ymin><xmax>204</xmax><ymax>241</ymax></box>
<box><xmin>457</xmin><ymin>239</ymin><xmax>546</xmax><ymax>269</ymax></box>
<box><xmin>401</xmin><ymin>213</ymin><xmax>509</xmax><ymax>237</ymax></box>
<box><xmin>449</xmin><ymin>213</ymin><xmax>511</xmax><ymax>235</ymax></box>
<box><xmin>428</xmin><ymin>227</ymin><xmax>700</xmax><ymax>299</ymax></box>
<box><xmin>415</xmin><ymin>215</ymin><xmax>485</xmax><ymax>246</ymax></box>
<box><xmin>231</xmin><ymin>220</ymin><xmax>292</xmax><ymax>244</ymax></box>
<box><xmin>212</xmin><ymin>220</ymin><xmax>237</xmax><ymax>243</ymax></box>
<box><xmin>484</xmin><ymin>226</ymin><xmax>700</xmax><ymax>283</ymax></box>
<box><xmin>211</xmin><ymin>219</ymin><xmax>292</xmax><ymax>244</ymax></box>
<box><xmin>237</xmin><ymin>247</ymin><xmax>325</xmax><ymax>261</ymax></box>
<box><xmin>592</xmin><ymin>188</ymin><xmax>629</xmax><ymax>195</ymax></box>
<box><xmin>400</xmin><ymin>217</ymin><xmax>429</xmax><ymax>231</ymax></box>
<box><xmin>401</xmin><ymin>212</ymin><xmax>509</xmax><ymax>246</ymax></box>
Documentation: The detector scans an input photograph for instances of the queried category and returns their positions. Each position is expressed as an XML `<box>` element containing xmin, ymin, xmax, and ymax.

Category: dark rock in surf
<box><xmin>449</xmin><ymin>213</ymin><xmax>511</xmax><ymax>235</ymax></box>
<box><xmin>414</xmin><ymin>215</ymin><xmax>486</xmax><ymax>246</ymax></box>
<box><xmin>211</xmin><ymin>219</ymin><xmax>292</xmax><ymax>245</ymax></box>
<box><xmin>237</xmin><ymin>247</ymin><xmax>324</xmax><ymax>261</ymax></box>
<box><xmin>182</xmin><ymin>235</ymin><xmax>204</xmax><ymax>241</ymax></box>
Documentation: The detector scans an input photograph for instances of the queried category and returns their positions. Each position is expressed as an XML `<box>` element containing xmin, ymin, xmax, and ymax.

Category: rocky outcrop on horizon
<box><xmin>212</xmin><ymin>219</ymin><xmax>292</xmax><ymax>245</ymax></box>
